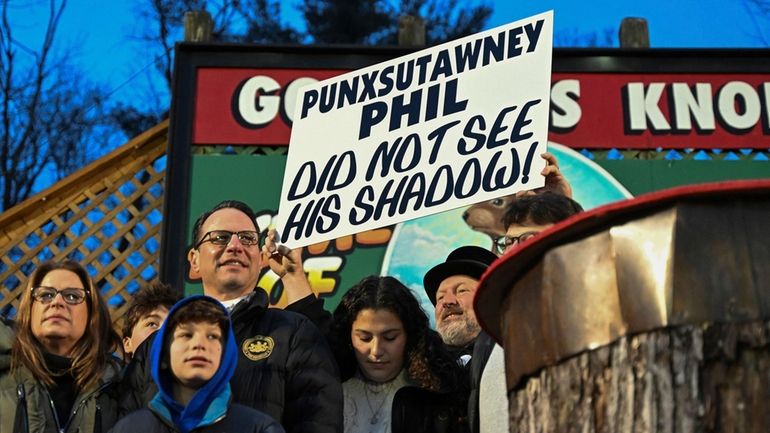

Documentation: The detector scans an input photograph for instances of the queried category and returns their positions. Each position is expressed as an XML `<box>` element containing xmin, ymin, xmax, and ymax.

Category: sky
<box><xmin>5</xmin><ymin>0</ymin><xmax>766</xmax><ymax>199</ymax></box>
<box><xmin>7</xmin><ymin>0</ymin><xmax>769</xmax><ymax>115</ymax></box>
<box><xmin>489</xmin><ymin>0</ymin><xmax>768</xmax><ymax>47</ymax></box>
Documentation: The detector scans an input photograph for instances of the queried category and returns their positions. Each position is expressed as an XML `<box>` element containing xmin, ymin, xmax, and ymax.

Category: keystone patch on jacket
<box><xmin>242</xmin><ymin>335</ymin><xmax>274</xmax><ymax>361</ymax></box>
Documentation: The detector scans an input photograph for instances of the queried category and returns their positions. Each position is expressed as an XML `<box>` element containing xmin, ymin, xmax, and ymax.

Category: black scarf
<box><xmin>43</xmin><ymin>352</ymin><xmax>77</xmax><ymax>428</ymax></box>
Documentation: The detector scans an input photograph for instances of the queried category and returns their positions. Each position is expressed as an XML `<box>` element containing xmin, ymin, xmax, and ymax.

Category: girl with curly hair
<box><xmin>331</xmin><ymin>276</ymin><xmax>468</xmax><ymax>433</ymax></box>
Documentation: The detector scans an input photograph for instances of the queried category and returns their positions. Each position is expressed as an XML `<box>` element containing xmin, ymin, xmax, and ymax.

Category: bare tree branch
<box><xmin>743</xmin><ymin>0</ymin><xmax>770</xmax><ymax>45</ymax></box>
<box><xmin>0</xmin><ymin>0</ymin><xmax>112</xmax><ymax>210</ymax></box>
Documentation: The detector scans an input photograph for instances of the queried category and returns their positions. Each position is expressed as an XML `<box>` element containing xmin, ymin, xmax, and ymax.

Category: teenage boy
<box><xmin>121</xmin><ymin>282</ymin><xmax>182</xmax><ymax>360</ymax></box>
<box><xmin>495</xmin><ymin>192</ymin><xmax>584</xmax><ymax>255</ymax></box>
<box><xmin>110</xmin><ymin>296</ymin><xmax>284</xmax><ymax>433</ymax></box>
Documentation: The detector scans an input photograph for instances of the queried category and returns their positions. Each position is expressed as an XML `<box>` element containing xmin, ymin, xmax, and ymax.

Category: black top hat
<box><xmin>423</xmin><ymin>246</ymin><xmax>498</xmax><ymax>305</ymax></box>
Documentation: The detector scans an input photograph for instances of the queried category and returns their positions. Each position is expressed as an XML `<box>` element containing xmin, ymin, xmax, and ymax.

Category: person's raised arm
<box><xmin>262</xmin><ymin>229</ymin><xmax>332</xmax><ymax>335</ymax></box>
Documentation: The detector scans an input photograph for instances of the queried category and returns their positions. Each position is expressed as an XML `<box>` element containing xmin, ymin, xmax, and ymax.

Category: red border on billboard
<box><xmin>194</xmin><ymin>68</ymin><xmax>770</xmax><ymax>150</ymax></box>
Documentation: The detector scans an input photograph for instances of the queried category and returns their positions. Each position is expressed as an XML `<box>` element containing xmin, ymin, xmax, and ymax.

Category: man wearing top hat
<box><xmin>422</xmin><ymin>153</ymin><xmax>574</xmax><ymax>433</ymax></box>
<box><xmin>424</xmin><ymin>246</ymin><xmax>507</xmax><ymax>433</ymax></box>
<box><xmin>424</xmin><ymin>246</ymin><xmax>497</xmax><ymax>360</ymax></box>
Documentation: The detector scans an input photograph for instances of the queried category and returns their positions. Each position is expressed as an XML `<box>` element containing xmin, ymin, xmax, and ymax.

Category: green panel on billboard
<box><xmin>596</xmin><ymin>160</ymin><xmax>770</xmax><ymax>196</ymax></box>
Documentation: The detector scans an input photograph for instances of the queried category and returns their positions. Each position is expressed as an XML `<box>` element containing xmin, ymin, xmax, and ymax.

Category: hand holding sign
<box><xmin>262</xmin><ymin>228</ymin><xmax>314</xmax><ymax>304</ymax></box>
<box><xmin>540</xmin><ymin>152</ymin><xmax>572</xmax><ymax>197</ymax></box>
<box><xmin>276</xmin><ymin>11</ymin><xmax>554</xmax><ymax>249</ymax></box>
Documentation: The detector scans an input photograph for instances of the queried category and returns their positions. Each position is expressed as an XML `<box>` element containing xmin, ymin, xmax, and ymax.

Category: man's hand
<box><xmin>540</xmin><ymin>152</ymin><xmax>572</xmax><ymax>197</ymax></box>
<box><xmin>517</xmin><ymin>152</ymin><xmax>573</xmax><ymax>198</ymax></box>
<box><xmin>262</xmin><ymin>229</ymin><xmax>313</xmax><ymax>304</ymax></box>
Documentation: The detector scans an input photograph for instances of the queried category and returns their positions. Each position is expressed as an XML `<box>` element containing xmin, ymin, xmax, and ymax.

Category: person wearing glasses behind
<box><xmin>0</xmin><ymin>260</ymin><xmax>122</xmax><ymax>433</ymax></box>
<box><xmin>122</xmin><ymin>200</ymin><xmax>342</xmax><ymax>433</ymax></box>
<box><xmin>493</xmin><ymin>191</ymin><xmax>584</xmax><ymax>256</ymax></box>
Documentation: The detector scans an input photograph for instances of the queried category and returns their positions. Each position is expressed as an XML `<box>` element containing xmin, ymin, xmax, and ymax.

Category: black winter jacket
<box><xmin>121</xmin><ymin>289</ymin><xmax>343</xmax><ymax>433</ymax></box>
<box><xmin>108</xmin><ymin>404</ymin><xmax>284</xmax><ymax>433</ymax></box>
<box><xmin>284</xmin><ymin>294</ymin><xmax>332</xmax><ymax>337</ymax></box>
<box><xmin>391</xmin><ymin>385</ymin><xmax>469</xmax><ymax>433</ymax></box>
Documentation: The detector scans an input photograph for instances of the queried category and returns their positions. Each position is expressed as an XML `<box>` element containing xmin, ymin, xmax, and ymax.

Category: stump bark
<box><xmin>509</xmin><ymin>321</ymin><xmax>770</xmax><ymax>433</ymax></box>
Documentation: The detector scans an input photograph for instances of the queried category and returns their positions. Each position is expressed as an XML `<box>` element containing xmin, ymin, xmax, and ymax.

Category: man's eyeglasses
<box><xmin>195</xmin><ymin>230</ymin><xmax>260</xmax><ymax>248</ymax></box>
<box><xmin>492</xmin><ymin>231</ymin><xmax>539</xmax><ymax>255</ymax></box>
<box><xmin>31</xmin><ymin>286</ymin><xmax>89</xmax><ymax>305</ymax></box>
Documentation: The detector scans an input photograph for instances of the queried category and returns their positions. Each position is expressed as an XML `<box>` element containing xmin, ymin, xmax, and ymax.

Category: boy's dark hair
<box><xmin>122</xmin><ymin>282</ymin><xmax>182</xmax><ymax>338</ymax></box>
<box><xmin>191</xmin><ymin>200</ymin><xmax>260</xmax><ymax>246</ymax></box>
<box><xmin>165</xmin><ymin>298</ymin><xmax>229</xmax><ymax>338</ymax></box>
<box><xmin>502</xmin><ymin>192</ymin><xmax>584</xmax><ymax>229</ymax></box>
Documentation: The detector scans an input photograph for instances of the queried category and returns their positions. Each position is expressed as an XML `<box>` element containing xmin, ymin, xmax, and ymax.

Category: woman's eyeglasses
<box><xmin>31</xmin><ymin>286</ymin><xmax>89</xmax><ymax>305</ymax></box>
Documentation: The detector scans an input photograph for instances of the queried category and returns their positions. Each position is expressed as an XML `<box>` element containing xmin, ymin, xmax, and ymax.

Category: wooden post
<box><xmin>398</xmin><ymin>15</ymin><xmax>426</xmax><ymax>47</ymax></box>
<box><xmin>184</xmin><ymin>11</ymin><xmax>213</xmax><ymax>42</ymax></box>
<box><xmin>619</xmin><ymin>17</ymin><xmax>650</xmax><ymax>48</ymax></box>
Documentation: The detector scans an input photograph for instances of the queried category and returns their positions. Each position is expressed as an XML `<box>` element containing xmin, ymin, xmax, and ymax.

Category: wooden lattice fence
<box><xmin>0</xmin><ymin>120</ymin><xmax>169</xmax><ymax>324</ymax></box>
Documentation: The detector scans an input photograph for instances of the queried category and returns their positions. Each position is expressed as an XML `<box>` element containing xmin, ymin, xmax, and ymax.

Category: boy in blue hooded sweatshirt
<box><xmin>110</xmin><ymin>296</ymin><xmax>284</xmax><ymax>433</ymax></box>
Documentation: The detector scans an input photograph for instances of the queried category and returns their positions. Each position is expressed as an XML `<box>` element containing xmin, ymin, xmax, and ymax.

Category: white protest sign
<box><xmin>276</xmin><ymin>11</ymin><xmax>553</xmax><ymax>248</ymax></box>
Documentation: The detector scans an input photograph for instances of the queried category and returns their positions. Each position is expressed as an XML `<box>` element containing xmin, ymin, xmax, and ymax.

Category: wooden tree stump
<box><xmin>509</xmin><ymin>321</ymin><xmax>770</xmax><ymax>433</ymax></box>
<box><xmin>475</xmin><ymin>182</ymin><xmax>770</xmax><ymax>433</ymax></box>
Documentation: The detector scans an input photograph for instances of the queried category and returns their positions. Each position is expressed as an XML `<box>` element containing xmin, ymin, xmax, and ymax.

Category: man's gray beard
<box><xmin>437</xmin><ymin>315</ymin><xmax>481</xmax><ymax>347</ymax></box>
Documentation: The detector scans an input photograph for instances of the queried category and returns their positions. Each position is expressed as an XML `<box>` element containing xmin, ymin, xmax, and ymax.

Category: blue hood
<box><xmin>149</xmin><ymin>295</ymin><xmax>238</xmax><ymax>433</ymax></box>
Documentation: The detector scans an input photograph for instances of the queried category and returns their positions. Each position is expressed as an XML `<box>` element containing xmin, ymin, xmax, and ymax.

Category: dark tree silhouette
<box><xmin>301</xmin><ymin>0</ymin><xmax>394</xmax><ymax>44</ymax></box>
<box><xmin>137</xmin><ymin>0</ymin><xmax>494</xmax><ymax>89</ymax></box>
<box><xmin>399</xmin><ymin>0</ymin><xmax>494</xmax><ymax>45</ymax></box>
<box><xmin>135</xmin><ymin>0</ymin><xmax>300</xmax><ymax>90</ymax></box>
<box><xmin>744</xmin><ymin>0</ymin><xmax>770</xmax><ymax>45</ymax></box>
<box><xmin>233</xmin><ymin>0</ymin><xmax>303</xmax><ymax>44</ymax></box>
<box><xmin>120</xmin><ymin>0</ymin><xmax>493</xmax><ymax>157</ymax></box>
<box><xmin>110</xmin><ymin>103</ymin><xmax>166</xmax><ymax>140</ymax></box>
<box><xmin>302</xmin><ymin>0</ymin><xmax>493</xmax><ymax>45</ymax></box>
<box><xmin>0</xmin><ymin>0</ymin><xmax>111</xmax><ymax>210</ymax></box>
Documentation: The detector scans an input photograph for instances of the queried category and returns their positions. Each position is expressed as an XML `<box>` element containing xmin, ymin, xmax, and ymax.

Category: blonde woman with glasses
<box><xmin>0</xmin><ymin>260</ymin><xmax>122</xmax><ymax>433</ymax></box>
